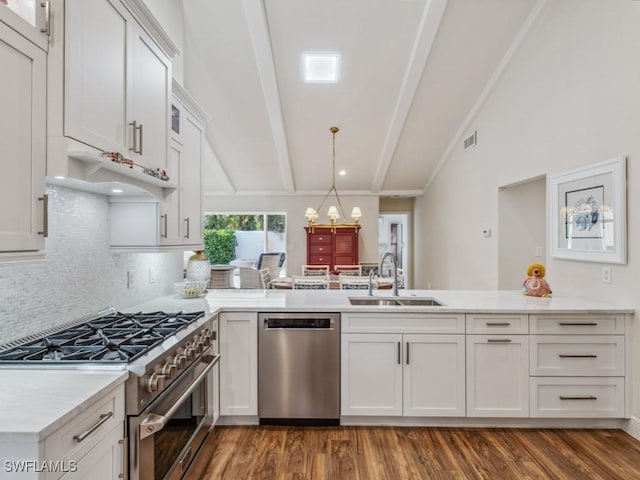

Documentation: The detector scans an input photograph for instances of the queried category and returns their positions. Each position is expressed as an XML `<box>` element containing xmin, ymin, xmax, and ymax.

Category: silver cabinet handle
<box><xmin>129</xmin><ymin>121</ymin><xmax>142</xmax><ymax>154</ymax></box>
<box><xmin>406</xmin><ymin>342</ymin><xmax>410</xmax><ymax>365</ymax></box>
<box><xmin>138</xmin><ymin>123</ymin><xmax>144</xmax><ymax>155</ymax></box>
<box><xmin>73</xmin><ymin>411</ymin><xmax>113</xmax><ymax>443</ymax></box>
<box><xmin>559</xmin><ymin>395</ymin><xmax>597</xmax><ymax>401</ymax></box>
<box><xmin>558</xmin><ymin>354</ymin><xmax>597</xmax><ymax>358</ymax></box>
<box><xmin>160</xmin><ymin>214</ymin><xmax>168</xmax><ymax>238</ymax></box>
<box><xmin>139</xmin><ymin>354</ymin><xmax>219</xmax><ymax>440</ymax></box>
<box><xmin>487</xmin><ymin>338</ymin><xmax>512</xmax><ymax>343</ymax></box>
<box><xmin>40</xmin><ymin>1</ymin><xmax>50</xmax><ymax>36</ymax></box>
<box><xmin>38</xmin><ymin>194</ymin><xmax>48</xmax><ymax>237</ymax></box>
<box><xmin>118</xmin><ymin>438</ymin><xmax>127</xmax><ymax>479</ymax></box>
<box><xmin>397</xmin><ymin>342</ymin><xmax>401</xmax><ymax>365</ymax></box>
<box><xmin>184</xmin><ymin>217</ymin><xmax>190</xmax><ymax>239</ymax></box>
<box><xmin>486</xmin><ymin>322</ymin><xmax>511</xmax><ymax>326</ymax></box>
<box><xmin>558</xmin><ymin>322</ymin><xmax>598</xmax><ymax>326</ymax></box>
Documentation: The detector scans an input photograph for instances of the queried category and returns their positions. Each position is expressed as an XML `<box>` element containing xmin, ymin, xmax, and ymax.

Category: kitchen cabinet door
<box><xmin>64</xmin><ymin>0</ymin><xmax>129</xmax><ymax>154</ymax></box>
<box><xmin>59</xmin><ymin>425</ymin><xmax>124</xmax><ymax>480</ymax></box>
<box><xmin>129</xmin><ymin>24</ymin><xmax>171</xmax><ymax>169</ymax></box>
<box><xmin>466</xmin><ymin>335</ymin><xmax>529</xmax><ymax>417</ymax></box>
<box><xmin>0</xmin><ymin>20</ymin><xmax>46</xmax><ymax>253</ymax></box>
<box><xmin>179</xmin><ymin>114</ymin><xmax>203</xmax><ymax>245</ymax></box>
<box><xmin>219</xmin><ymin>312</ymin><xmax>258</xmax><ymax>416</ymax></box>
<box><xmin>341</xmin><ymin>333</ymin><xmax>403</xmax><ymax>416</ymax></box>
<box><xmin>159</xmin><ymin>141</ymin><xmax>182</xmax><ymax>245</ymax></box>
<box><xmin>403</xmin><ymin>334</ymin><xmax>465</xmax><ymax>417</ymax></box>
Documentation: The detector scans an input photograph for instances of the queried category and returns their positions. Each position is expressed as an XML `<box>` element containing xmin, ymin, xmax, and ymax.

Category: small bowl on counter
<box><xmin>174</xmin><ymin>280</ymin><xmax>208</xmax><ymax>298</ymax></box>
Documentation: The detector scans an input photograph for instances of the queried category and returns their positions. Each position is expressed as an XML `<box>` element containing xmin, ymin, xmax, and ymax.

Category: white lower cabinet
<box><xmin>341</xmin><ymin>328</ymin><xmax>465</xmax><ymax>417</ymax></box>
<box><xmin>219</xmin><ymin>312</ymin><xmax>258</xmax><ymax>416</ymax></box>
<box><xmin>530</xmin><ymin>377</ymin><xmax>624</xmax><ymax>418</ymax></box>
<box><xmin>466</xmin><ymin>335</ymin><xmax>529</xmax><ymax>417</ymax></box>
<box><xmin>44</xmin><ymin>383</ymin><xmax>125</xmax><ymax>480</ymax></box>
<box><xmin>341</xmin><ymin>333</ymin><xmax>403</xmax><ymax>416</ymax></box>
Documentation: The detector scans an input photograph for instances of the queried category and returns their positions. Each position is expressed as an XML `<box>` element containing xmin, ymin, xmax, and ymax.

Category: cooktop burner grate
<box><xmin>0</xmin><ymin>311</ymin><xmax>205</xmax><ymax>363</ymax></box>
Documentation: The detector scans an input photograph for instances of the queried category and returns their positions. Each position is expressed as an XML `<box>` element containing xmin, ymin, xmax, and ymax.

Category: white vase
<box><xmin>186</xmin><ymin>250</ymin><xmax>211</xmax><ymax>284</ymax></box>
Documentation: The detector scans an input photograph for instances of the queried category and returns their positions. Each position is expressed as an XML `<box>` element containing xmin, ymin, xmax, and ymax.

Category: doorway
<box><xmin>378</xmin><ymin>213</ymin><xmax>409</xmax><ymax>287</ymax></box>
<box><xmin>498</xmin><ymin>176</ymin><xmax>546</xmax><ymax>289</ymax></box>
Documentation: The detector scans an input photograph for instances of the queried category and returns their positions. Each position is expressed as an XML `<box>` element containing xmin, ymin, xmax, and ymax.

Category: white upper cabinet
<box><xmin>63</xmin><ymin>0</ymin><xmax>170</xmax><ymax>171</ymax></box>
<box><xmin>46</xmin><ymin>0</ymin><xmax>178</xmax><ymax>199</ymax></box>
<box><xmin>0</xmin><ymin>19</ymin><xmax>47</xmax><ymax>255</ymax></box>
<box><xmin>0</xmin><ymin>0</ymin><xmax>49</xmax><ymax>51</ymax></box>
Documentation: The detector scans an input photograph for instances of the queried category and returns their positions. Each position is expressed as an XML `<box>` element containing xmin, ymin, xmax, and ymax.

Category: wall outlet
<box><xmin>534</xmin><ymin>246</ymin><xmax>543</xmax><ymax>257</ymax></box>
<box><xmin>149</xmin><ymin>267</ymin><xmax>156</xmax><ymax>284</ymax></box>
<box><xmin>602</xmin><ymin>266</ymin><xmax>612</xmax><ymax>284</ymax></box>
<box><xmin>127</xmin><ymin>270</ymin><xmax>135</xmax><ymax>289</ymax></box>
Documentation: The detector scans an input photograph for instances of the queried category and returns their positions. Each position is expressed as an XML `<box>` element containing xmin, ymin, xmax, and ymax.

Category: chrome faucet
<box><xmin>368</xmin><ymin>269</ymin><xmax>375</xmax><ymax>296</ymax></box>
<box><xmin>379</xmin><ymin>252</ymin><xmax>399</xmax><ymax>297</ymax></box>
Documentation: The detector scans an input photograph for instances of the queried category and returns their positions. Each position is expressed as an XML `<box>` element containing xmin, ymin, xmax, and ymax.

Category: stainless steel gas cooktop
<box><xmin>0</xmin><ymin>311</ymin><xmax>205</xmax><ymax>363</ymax></box>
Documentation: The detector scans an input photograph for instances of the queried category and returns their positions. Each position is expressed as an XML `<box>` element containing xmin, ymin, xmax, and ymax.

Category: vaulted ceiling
<box><xmin>182</xmin><ymin>0</ymin><xmax>540</xmax><ymax>197</ymax></box>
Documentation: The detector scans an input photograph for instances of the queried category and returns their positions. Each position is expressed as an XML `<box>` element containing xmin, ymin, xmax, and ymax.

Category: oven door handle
<box><xmin>139</xmin><ymin>353</ymin><xmax>220</xmax><ymax>440</ymax></box>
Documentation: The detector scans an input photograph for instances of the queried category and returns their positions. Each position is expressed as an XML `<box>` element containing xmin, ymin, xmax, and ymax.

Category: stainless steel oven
<box><xmin>128</xmin><ymin>345</ymin><xmax>219</xmax><ymax>480</ymax></box>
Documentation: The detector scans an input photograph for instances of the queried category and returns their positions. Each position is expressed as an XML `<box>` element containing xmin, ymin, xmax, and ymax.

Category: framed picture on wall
<box><xmin>549</xmin><ymin>156</ymin><xmax>627</xmax><ymax>264</ymax></box>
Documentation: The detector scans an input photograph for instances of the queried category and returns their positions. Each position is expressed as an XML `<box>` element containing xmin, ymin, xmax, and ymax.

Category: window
<box><xmin>202</xmin><ymin>213</ymin><xmax>287</xmax><ymax>271</ymax></box>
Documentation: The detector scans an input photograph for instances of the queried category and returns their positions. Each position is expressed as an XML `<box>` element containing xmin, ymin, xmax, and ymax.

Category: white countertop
<box><xmin>0</xmin><ymin>370</ymin><xmax>127</xmax><ymax>443</ymax></box>
<box><xmin>130</xmin><ymin>289</ymin><xmax>635</xmax><ymax>315</ymax></box>
<box><xmin>0</xmin><ymin>289</ymin><xmax>631</xmax><ymax>446</ymax></box>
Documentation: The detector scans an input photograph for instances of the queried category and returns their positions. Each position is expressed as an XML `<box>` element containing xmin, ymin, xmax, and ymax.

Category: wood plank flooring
<box><xmin>187</xmin><ymin>426</ymin><xmax>640</xmax><ymax>480</ymax></box>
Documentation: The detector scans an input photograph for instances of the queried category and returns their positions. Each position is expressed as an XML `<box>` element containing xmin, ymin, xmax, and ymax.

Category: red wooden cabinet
<box><xmin>305</xmin><ymin>225</ymin><xmax>360</xmax><ymax>271</ymax></box>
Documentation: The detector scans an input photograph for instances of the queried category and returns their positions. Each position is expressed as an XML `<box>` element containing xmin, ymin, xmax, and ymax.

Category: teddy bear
<box><xmin>522</xmin><ymin>263</ymin><xmax>552</xmax><ymax>297</ymax></box>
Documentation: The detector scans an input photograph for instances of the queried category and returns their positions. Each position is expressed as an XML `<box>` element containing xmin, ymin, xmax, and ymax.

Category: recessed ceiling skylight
<box><xmin>303</xmin><ymin>54</ymin><xmax>339</xmax><ymax>83</ymax></box>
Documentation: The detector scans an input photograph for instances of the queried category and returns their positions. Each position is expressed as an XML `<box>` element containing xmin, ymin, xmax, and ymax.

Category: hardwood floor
<box><xmin>187</xmin><ymin>426</ymin><xmax>640</xmax><ymax>479</ymax></box>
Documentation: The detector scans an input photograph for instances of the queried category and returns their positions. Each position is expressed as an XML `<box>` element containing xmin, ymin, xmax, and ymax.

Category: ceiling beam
<box><xmin>423</xmin><ymin>0</ymin><xmax>548</xmax><ymax>193</ymax></box>
<box><xmin>242</xmin><ymin>0</ymin><xmax>295</xmax><ymax>192</ymax></box>
<box><xmin>371</xmin><ymin>0</ymin><xmax>449</xmax><ymax>193</ymax></box>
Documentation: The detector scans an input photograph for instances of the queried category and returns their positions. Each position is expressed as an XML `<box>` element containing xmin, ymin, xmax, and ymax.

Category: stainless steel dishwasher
<box><xmin>258</xmin><ymin>312</ymin><xmax>340</xmax><ymax>425</ymax></box>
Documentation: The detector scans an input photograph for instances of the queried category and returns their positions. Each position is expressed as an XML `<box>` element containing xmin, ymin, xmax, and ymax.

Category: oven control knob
<box><xmin>146</xmin><ymin>373</ymin><xmax>165</xmax><ymax>393</ymax></box>
<box><xmin>201</xmin><ymin>335</ymin><xmax>211</xmax><ymax>347</ymax></box>
<box><xmin>185</xmin><ymin>346</ymin><xmax>196</xmax><ymax>360</ymax></box>
<box><xmin>194</xmin><ymin>340</ymin><xmax>205</xmax><ymax>354</ymax></box>
<box><xmin>174</xmin><ymin>354</ymin><xmax>187</xmax><ymax>369</ymax></box>
<box><xmin>161</xmin><ymin>362</ymin><xmax>177</xmax><ymax>379</ymax></box>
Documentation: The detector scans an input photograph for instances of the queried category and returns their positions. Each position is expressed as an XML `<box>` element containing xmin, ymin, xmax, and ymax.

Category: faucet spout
<box><xmin>379</xmin><ymin>252</ymin><xmax>399</xmax><ymax>297</ymax></box>
<box><xmin>368</xmin><ymin>269</ymin><xmax>375</xmax><ymax>296</ymax></box>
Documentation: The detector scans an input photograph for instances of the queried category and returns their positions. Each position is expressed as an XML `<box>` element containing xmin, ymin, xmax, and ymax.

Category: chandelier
<box><xmin>304</xmin><ymin>127</ymin><xmax>362</xmax><ymax>226</ymax></box>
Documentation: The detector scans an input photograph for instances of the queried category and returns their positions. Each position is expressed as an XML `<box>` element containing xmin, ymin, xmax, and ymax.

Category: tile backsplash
<box><xmin>0</xmin><ymin>185</ymin><xmax>184</xmax><ymax>344</ymax></box>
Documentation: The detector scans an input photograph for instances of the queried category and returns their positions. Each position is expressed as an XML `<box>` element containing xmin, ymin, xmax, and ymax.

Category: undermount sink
<box><xmin>349</xmin><ymin>297</ymin><xmax>444</xmax><ymax>307</ymax></box>
<box><xmin>349</xmin><ymin>298</ymin><xmax>402</xmax><ymax>306</ymax></box>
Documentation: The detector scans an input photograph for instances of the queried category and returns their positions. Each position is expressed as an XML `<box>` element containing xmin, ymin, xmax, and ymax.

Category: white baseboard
<box><xmin>623</xmin><ymin>416</ymin><xmax>640</xmax><ymax>441</ymax></box>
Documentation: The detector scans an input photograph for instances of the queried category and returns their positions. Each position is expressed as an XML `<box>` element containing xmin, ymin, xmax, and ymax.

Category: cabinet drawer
<box><xmin>309</xmin><ymin>255</ymin><xmax>330</xmax><ymax>264</ymax></box>
<box><xmin>530</xmin><ymin>336</ymin><xmax>624</xmax><ymax>376</ymax></box>
<box><xmin>44</xmin><ymin>385</ymin><xmax>124</xmax><ymax>475</ymax></box>
<box><xmin>342</xmin><ymin>313</ymin><xmax>465</xmax><ymax>334</ymax></box>
<box><xmin>466</xmin><ymin>314</ymin><xmax>528</xmax><ymax>334</ymax></box>
<box><xmin>530</xmin><ymin>314</ymin><xmax>624</xmax><ymax>334</ymax></box>
<box><xmin>309</xmin><ymin>234</ymin><xmax>331</xmax><ymax>244</ymax></box>
<box><xmin>309</xmin><ymin>244</ymin><xmax>332</xmax><ymax>255</ymax></box>
<box><xmin>530</xmin><ymin>377</ymin><xmax>624</xmax><ymax>418</ymax></box>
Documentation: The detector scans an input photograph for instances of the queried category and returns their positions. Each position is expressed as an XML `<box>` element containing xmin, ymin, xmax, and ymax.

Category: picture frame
<box><xmin>549</xmin><ymin>156</ymin><xmax>627</xmax><ymax>264</ymax></box>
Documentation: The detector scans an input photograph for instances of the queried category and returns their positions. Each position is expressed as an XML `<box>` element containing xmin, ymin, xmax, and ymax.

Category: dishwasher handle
<box><xmin>263</xmin><ymin>317</ymin><xmax>335</xmax><ymax>329</ymax></box>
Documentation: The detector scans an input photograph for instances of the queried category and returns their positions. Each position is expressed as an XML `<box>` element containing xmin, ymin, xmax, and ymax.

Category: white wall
<box><xmin>415</xmin><ymin>0</ymin><xmax>640</xmax><ymax>414</ymax></box>
<box><xmin>203</xmin><ymin>194</ymin><xmax>379</xmax><ymax>276</ymax></box>
<box><xmin>0</xmin><ymin>186</ymin><xmax>183</xmax><ymax>344</ymax></box>
<box><xmin>498</xmin><ymin>177</ymin><xmax>546</xmax><ymax>289</ymax></box>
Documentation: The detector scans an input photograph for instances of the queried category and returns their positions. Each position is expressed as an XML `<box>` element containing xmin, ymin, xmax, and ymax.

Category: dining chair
<box><xmin>259</xmin><ymin>268</ymin><xmax>272</xmax><ymax>289</ymax></box>
<box><xmin>238</xmin><ymin>267</ymin><xmax>264</xmax><ymax>289</ymax></box>
<box><xmin>301</xmin><ymin>265</ymin><xmax>330</xmax><ymax>276</ymax></box>
<box><xmin>257</xmin><ymin>252</ymin><xmax>286</xmax><ymax>278</ymax></box>
<box><xmin>292</xmin><ymin>275</ymin><xmax>329</xmax><ymax>289</ymax></box>
<box><xmin>334</xmin><ymin>264</ymin><xmax>362</xmax><ymax>276</ymax></box>
<box><xmin>339</xmin><ymin>276</ymin><xmax>370</xmax><ymax>290</ymax></box>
